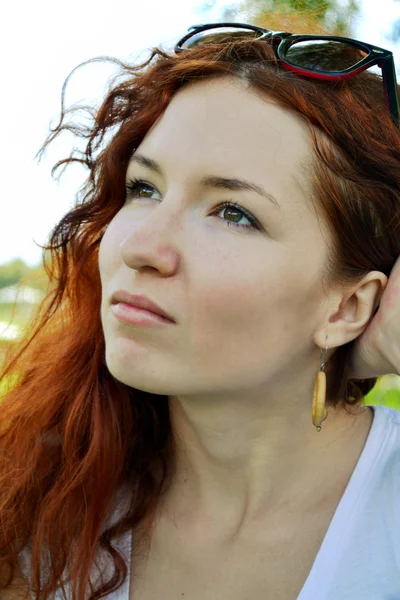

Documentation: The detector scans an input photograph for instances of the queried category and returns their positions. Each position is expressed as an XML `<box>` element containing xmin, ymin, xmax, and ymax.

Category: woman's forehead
<box><xmin>154</xmin><ymin>77</ymin><xmax>311</xmax><ymax>151</ymax></box>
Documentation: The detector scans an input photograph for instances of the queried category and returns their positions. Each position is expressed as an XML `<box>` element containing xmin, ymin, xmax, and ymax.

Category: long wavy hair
<box><xmin>1</xmin><ymin>26</ymin><xmax>400</xmax><ymax>600</ymax></box>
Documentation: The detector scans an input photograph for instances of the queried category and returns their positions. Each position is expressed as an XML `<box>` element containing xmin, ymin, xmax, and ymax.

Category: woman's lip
<box><xmin>110</xmin><ymin>291</ymin><xmax>175</xmax><ymax>322</ymax></box>
<box><xmin>111</xmin><ymin>302</ymin><xmax>175</xmax><ymax>326</ymax></box>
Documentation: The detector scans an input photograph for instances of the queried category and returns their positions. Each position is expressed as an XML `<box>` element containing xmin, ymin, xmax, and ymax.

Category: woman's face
<box><xmin>99</xmin><ymin>77</ymin><xmax>334</xmax><ymax>399</ymax></box>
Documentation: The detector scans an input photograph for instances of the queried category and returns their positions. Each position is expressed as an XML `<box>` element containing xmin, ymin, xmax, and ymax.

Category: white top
<box><xmin>19</xmin><ymin>403</ymin><xmax>400</xmax><ymax>598</ymax></box>
<box><xmin>298</xmin><ymin>403</ymin><xmax>400</xmax><ymax>598</ymax></box>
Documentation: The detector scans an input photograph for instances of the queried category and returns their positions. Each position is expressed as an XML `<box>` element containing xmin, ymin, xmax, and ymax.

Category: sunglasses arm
<box><xmin>381</xmin><ymin>58</ymin><xmax>400</xmax><ymax>127</ymax></box>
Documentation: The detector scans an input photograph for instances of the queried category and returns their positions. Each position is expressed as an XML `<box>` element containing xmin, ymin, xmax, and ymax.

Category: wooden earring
<box><xmin>312</xmin><ymin>334</ymin><xmax>328</xmax><ymax>432</ymax></box>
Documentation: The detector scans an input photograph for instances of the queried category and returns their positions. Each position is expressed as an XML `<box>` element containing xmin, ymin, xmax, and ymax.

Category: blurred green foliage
<box><xmin>0</xmin><ymin>257</ymin><xmax>49</xmax><ymax>292</ymax></box>
<box><xmin>216</xmin><ymin>0</ymin><xmax>360</xmax><ymax>35</ymax></box>
<box><xmin>0</xmin><ymin>258</ymin><xmax>32</xmax><ymax>289</ymax></box>
<box><xmin>365</xmin><ymin>376</ymin><xmax>400</xmax><ymax>410</ymax></box>
<box><xmin>213</xmin><ymin>0</ymin><xmax>399</xmax><ymax>42</ymax></box>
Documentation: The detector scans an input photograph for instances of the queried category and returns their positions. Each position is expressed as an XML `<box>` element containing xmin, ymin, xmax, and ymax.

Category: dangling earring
<box><xmin>312</xmin><ymin>333</ymin><xmax>328</xmax><ymax>432</ymax></box>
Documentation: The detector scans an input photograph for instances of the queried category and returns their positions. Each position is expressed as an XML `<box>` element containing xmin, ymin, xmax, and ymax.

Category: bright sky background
<box><xmin>2</xmin><ymin>0</ymin><xmax>399</xmax><ymax>268</ymax></box>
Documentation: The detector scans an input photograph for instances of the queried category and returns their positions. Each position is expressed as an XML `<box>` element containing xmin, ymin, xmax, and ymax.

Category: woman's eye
<box><xmin>124</xmin><ymin>178</ymin><xmax>261</xmax><ymax>231</ymax></box>
<box><xmin>214</xmin><ymin>202</ymin><xmax>260</xmax><ymax>231</ymax></box>
<box><xmin>125</xmin><ymin>178</ymin><xmax>160</xmax><ymax>199</ymax></box>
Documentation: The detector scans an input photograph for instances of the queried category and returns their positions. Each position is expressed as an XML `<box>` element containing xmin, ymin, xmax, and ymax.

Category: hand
<box><xmin>349</xmin><ymin>255</ymin><xmax>400</xmax><ymax>379</ymax></box>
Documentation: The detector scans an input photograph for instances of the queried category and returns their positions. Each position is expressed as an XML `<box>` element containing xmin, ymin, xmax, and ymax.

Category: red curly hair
<box><xmin>1</xmin><ymin>30</ymin><xmax>400</xmax><ymax>600</ymax></box>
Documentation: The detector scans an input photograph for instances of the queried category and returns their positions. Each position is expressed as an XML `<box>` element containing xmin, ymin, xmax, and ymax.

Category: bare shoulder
<box><xmin>0</xmin><ymin>558</ymin><xmax>31</xmax><ymax>600</ymax></box>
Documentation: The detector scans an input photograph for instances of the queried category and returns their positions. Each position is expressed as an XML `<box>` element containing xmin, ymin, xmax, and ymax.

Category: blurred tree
<box><xmin>0</xmin><ymin>259</ymin><xmax>31</xmax><ymax>289</ymax></box>
<box><xmin>203</xmin><ymin>0</ymin><xmax>360</xmax><ymax>35</ymax></box>
<box><xmin>0</xmin><ymin>257</ymin><xmax>50</xmax><ymax>293</ymax></box>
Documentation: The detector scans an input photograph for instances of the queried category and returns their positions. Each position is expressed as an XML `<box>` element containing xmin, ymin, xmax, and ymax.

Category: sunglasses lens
<box><xmin>285</xmin><ymin>40</ymin><xmax>369</xmax><ymax>72</ymax></box>
<box><xmin>179</xmin><ymin>27</ymin><xmax>261</xmax><ymax>49</ymax></box>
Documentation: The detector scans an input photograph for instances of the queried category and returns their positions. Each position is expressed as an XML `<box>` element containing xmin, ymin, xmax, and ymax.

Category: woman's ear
<box><xmin>313</xmin><ymin>271</ymin><xmax>388</xmax><ymax>349</ymax></box>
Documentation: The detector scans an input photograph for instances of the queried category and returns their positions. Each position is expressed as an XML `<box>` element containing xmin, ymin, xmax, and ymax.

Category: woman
<box><xmin>1</xmin><ymin>21</ymin><xmax>400</xmax><ymax>600</ymax></box>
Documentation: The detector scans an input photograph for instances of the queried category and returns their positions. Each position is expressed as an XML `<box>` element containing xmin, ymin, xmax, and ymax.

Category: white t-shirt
<box><xmin>298</xmin><ymin>403</ymin><xmax>400</xmax><ymax>598</ymax></box>
<box><xmin>19</xmin><ymin>403</ymin><xmax>400</xmax><ymax>598</ymax></box>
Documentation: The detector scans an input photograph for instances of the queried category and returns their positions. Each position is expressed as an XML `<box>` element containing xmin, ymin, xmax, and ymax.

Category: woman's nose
<box><xmin>119</xmin><ymin>202</ymin><xmax>181</xmax><ymax>275</ymax></box>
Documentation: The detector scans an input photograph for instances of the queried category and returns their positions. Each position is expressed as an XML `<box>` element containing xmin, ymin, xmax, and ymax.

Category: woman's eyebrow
<box><xmin>129</xmin><ymin>153</ymin><xmax>282</xmax><ymax>210</ymax></box>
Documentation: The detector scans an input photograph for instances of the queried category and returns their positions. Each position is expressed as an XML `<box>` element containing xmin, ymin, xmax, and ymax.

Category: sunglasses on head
<box><xmin>174</xmin><ymin>22</ymin><xmax>400</xmax><ymax>128</ymax></box>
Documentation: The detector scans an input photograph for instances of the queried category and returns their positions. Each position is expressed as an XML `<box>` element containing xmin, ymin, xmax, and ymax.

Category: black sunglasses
<box><xmin>174</xmin><ymin>22</ymin><xmax>400</xmax><ymax>128</ymax></box>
